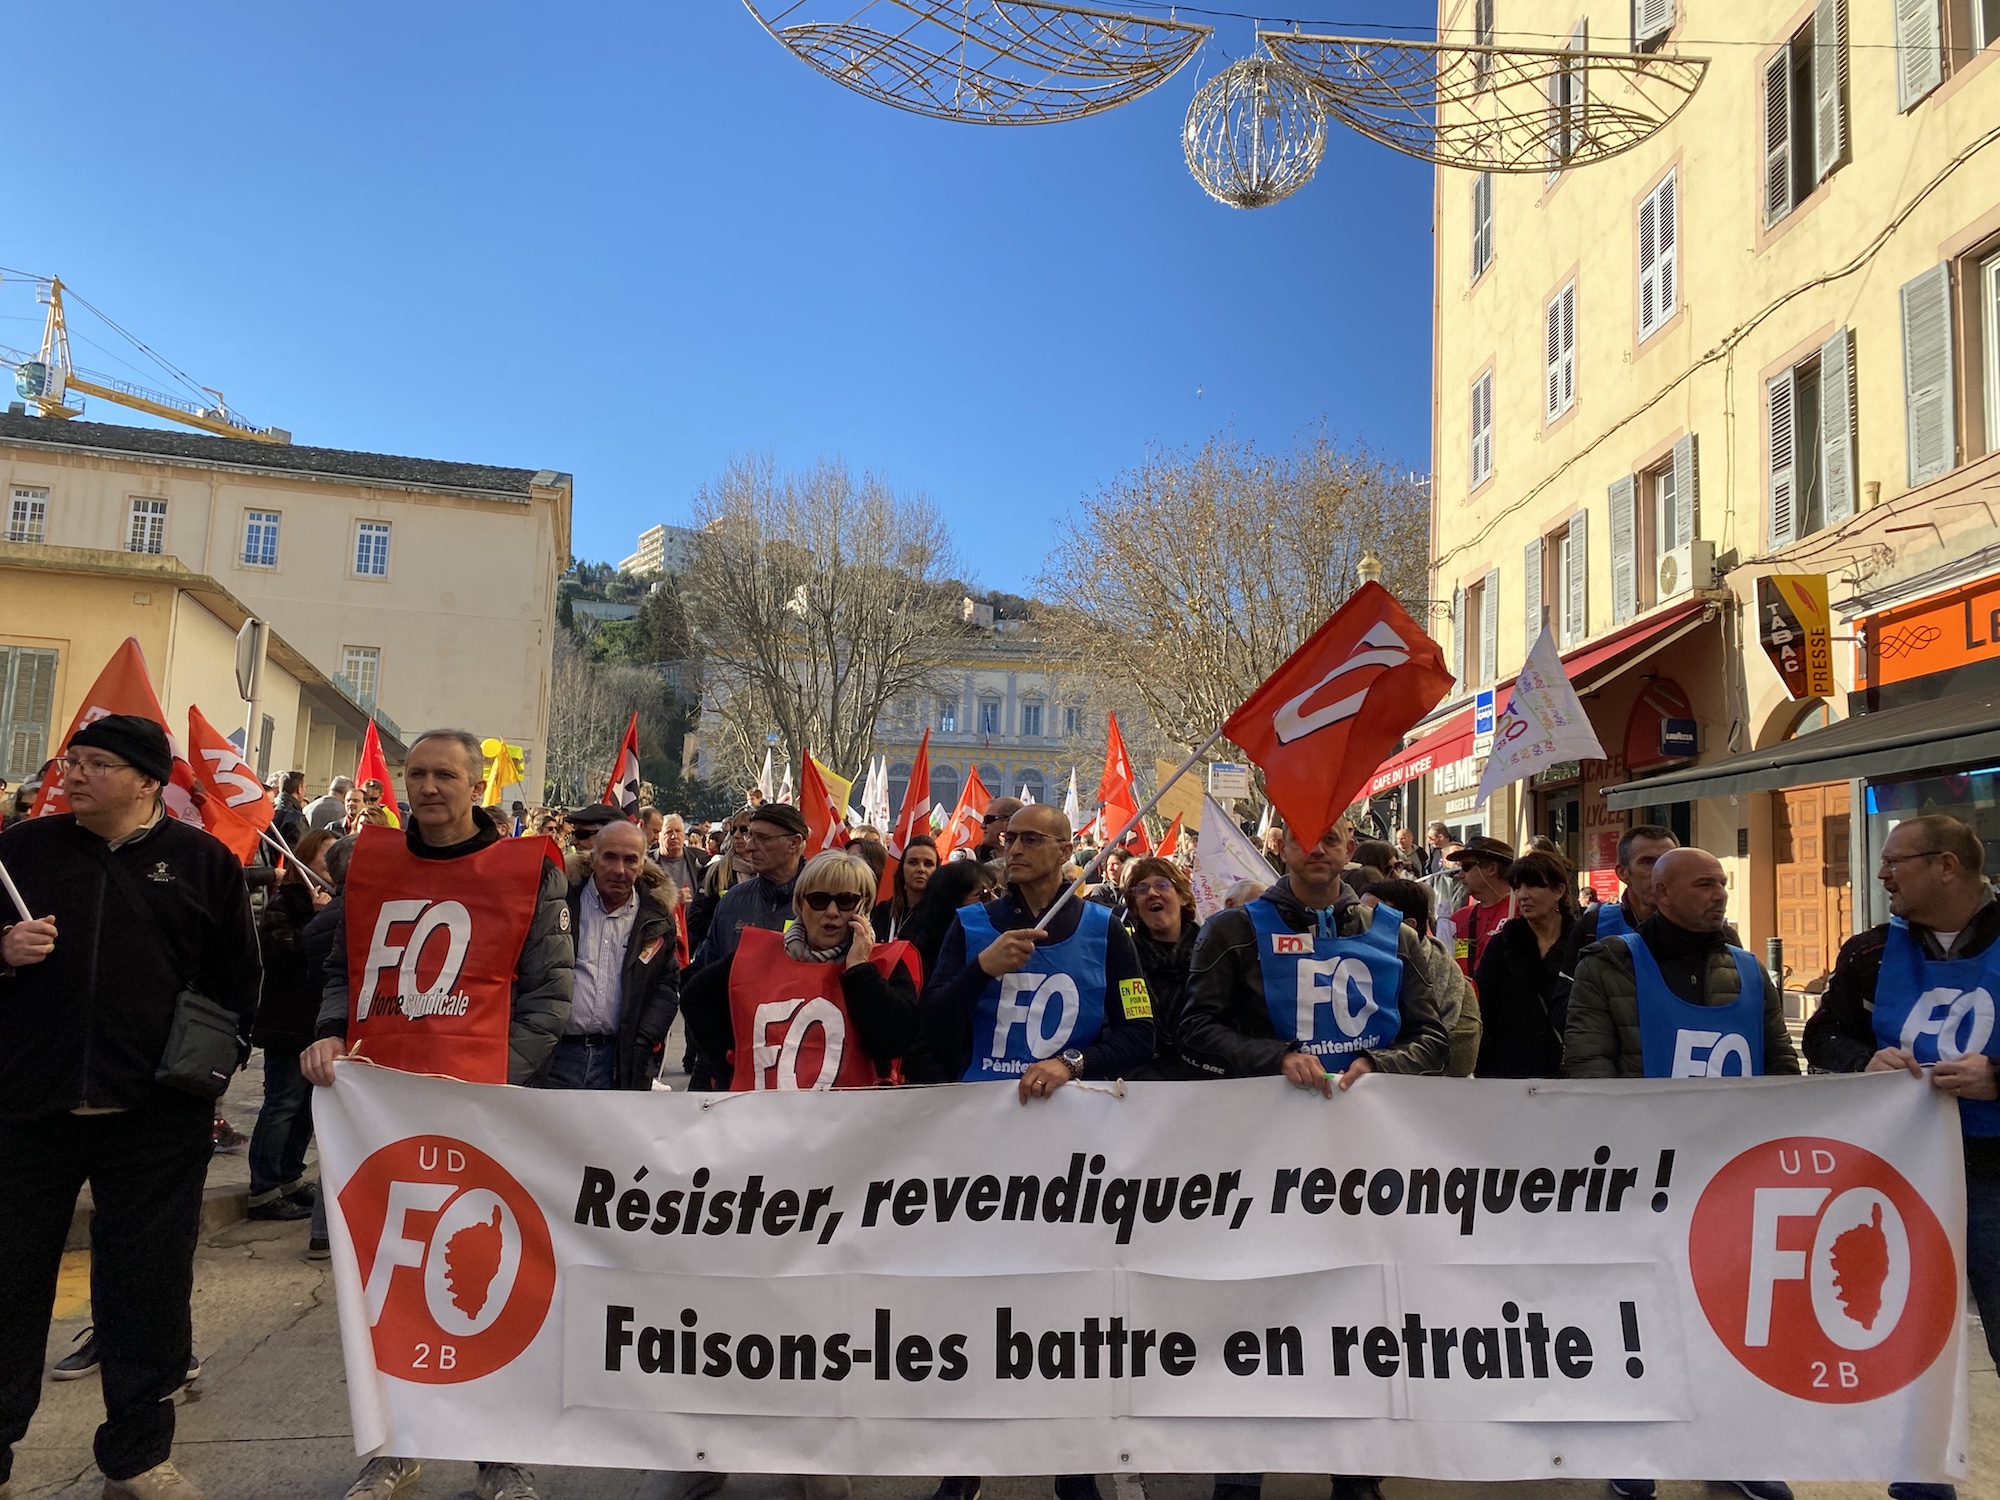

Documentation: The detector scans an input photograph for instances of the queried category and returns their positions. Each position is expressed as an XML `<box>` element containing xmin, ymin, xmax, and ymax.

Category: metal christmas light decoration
<box><xmin>1183</xmin><ymin>55</ymin><xmax>1327</xmax><ymax>210</ymax></box>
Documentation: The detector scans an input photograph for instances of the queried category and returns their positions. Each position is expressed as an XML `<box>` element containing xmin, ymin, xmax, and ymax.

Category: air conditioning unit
<box><xmin>1657</xmin><ymin>539</ymin><xmax>1716</xmax><ymax>600</ymax></box>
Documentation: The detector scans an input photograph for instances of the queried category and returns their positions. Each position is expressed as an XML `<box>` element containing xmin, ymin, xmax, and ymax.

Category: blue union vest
<box><xmin>1247</xmin><ymin>897</ymin><xmax>1403</xmax><ymax>1072</ymax></box>
<box><xmin>1872</xmin><ymin>917</ymin><xmax>2000</xmax><ymax>1137</ymax></box>
<box><xmin>1620</xmin><ymin>932</ymin><xmax>1766</xmax><ymax>1078</ymax></box>
<box><xmin>957</xmin><ymin>900</ymin><xmax>1111</xmax><ymax>1082</ymax></box>
<box><xmin>1593</xmin><ymin>899</ymin><xmax>1633</xmax><ymax>941</ymax></box>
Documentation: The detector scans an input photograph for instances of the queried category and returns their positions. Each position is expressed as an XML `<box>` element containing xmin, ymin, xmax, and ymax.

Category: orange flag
<box><xmin>356</xmin><ymin>720</ymin><xmax>402</xmax><ymax>828</ymax></box>
<box><xmin>881</xmin><ymin>729</ymin><xmax>932</xmax><ymax>900</ymax></box>
<box><xmin>1094</xmin><ymin>710</ymin><xmax>1138</xmax><ymax>840</ymax></box>
<box><xmin>798</xmin><ymin>749</ymin><xmax>852</xmax><ymax>856</ymax></box>
<box><xmin>936</xmin><ymin>763</ymin><xmax>992</xmax><ymax>861</ymax></box>
<box><xmin>185</xmin><ymin>705</ymin><xmax>274</xmax><ymax>862</ymax></box>
<box><xmin>31</xmin><ymin>636</ymin><xmax>203</xmax><ymax>829</ymax></box>
<box><xmin>1157</xmin><ymin>813</ymin><xmax>1184</xmax><ymax>860</ymax></box>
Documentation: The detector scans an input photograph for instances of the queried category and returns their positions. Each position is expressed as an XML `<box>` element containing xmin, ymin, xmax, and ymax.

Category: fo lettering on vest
<box><xmin>1872</xmin><ymin>916</ymin><xmax>2000</xmax><ymax>1136</ymax></box>
<box><xmin>1247</xmin><ymin>898</ymin><xmax>1403</xmax><ymax>1071</ymax></box>
<box><xmin>1620</xmin><ymin>932</ymin><xmax>1766</xmax><ymax>1079</ymax></box>
<box><xmin>342</xmin><ymin>825</ymin><xmax>556</xmax><ymax>1084</ymax></box>
<box><xmin>959</xmin><ymin>901</ymin><xmax>1112</xmax><ymax>1082</ymax></box>
<box><xmin>726</xmin><ymin>926</ymin><xmax>918</xmax><ymax>1091</ymax></box>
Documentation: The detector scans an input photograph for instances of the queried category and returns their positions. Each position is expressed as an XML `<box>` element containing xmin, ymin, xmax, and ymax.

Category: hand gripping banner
<box><xmin>315</xmin><ymin>1069</ymin><xmax>1970</xmax><ymax>1484</ymax></box>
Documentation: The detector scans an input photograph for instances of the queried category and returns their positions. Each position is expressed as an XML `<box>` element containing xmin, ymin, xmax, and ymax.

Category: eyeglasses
<box><xmin>982</xmin><ymin>812</ymin><xmax>1006</xmax><ymax>824</ymax></box>
<box><xmin>800</xmin><ymin>890</ymin><xmax>865</xmax><ymax>913</ymax></box>
<box><xmin>60</xmin><ymin>755</ymin><xmax>133</xmax><ymax>777</ymax></box>
<box><xmin>999</xmin><ymin>831</ymin><xmax>1054</xmax><ymax>848</ymax></box>
<box><xmin>1879</xmin><ymin>850</ymin><xmax>1943</xmax><ymax>871</ymax></box>
<box><xmin>1130</xmin><ymin>877</ymin><xmax>1178</xmax><ymax>898</ymax></box>
<box><xmin>743</xmin><ymin>830</ymin><xmax>800</xmax><ymax>845</ymax></box>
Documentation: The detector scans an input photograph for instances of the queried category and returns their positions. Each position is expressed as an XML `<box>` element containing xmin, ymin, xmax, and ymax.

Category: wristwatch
<box><xmin>1060</xmin><ymin>1048</ymin><xmax>1086</xmax><ymax>1079</ymax></box>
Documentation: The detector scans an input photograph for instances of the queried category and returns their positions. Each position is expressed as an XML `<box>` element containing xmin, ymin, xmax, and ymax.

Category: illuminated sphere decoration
<box><xmin>1183</xmin><ymin>55</ymin><xmax>1327</xmax><ymax>210</ymax></box>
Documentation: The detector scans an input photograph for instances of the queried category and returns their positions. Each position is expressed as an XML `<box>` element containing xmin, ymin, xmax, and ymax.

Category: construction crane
<box><xmin>0</xmin><ymin>272</ymin><xmax>290</xmax><ymax>444</ymax></box>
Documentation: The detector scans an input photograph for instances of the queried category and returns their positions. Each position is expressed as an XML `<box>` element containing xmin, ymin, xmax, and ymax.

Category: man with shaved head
<box><xmin>1564</xmin><ymin>848</ymin><xmax>1796</xmax><ymax>1081</ymax></box>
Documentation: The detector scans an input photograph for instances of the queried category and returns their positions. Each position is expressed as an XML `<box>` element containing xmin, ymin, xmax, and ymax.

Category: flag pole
<box><xmin>258</xmin><ymin>823</ymin><xmax>333</xmax><ymax>893</ymax></box>
<box><xmin>0</xmin><ymin>857</ymin><xmax>33</xmax><ymax>922</ymax></box>
<box><xmin>1034</xmin><ymin>725</ymin><xmax>1228</xmax><ymax>932</ymax></box>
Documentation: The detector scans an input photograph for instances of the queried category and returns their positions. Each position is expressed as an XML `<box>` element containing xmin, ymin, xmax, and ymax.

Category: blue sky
<box><xmin>0</xmin><ymin>3</ymin><xmax>1435</xmax><ymax>592</ymax></box>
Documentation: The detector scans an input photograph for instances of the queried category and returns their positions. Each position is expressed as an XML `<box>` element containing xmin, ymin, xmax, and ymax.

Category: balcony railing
<box><xmin>330</xmin><ymin>673</ymin><xmax>403</xmax><ymax>742</ymax></box>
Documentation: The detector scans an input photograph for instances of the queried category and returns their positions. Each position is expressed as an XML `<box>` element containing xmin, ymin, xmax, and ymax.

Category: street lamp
<box><xmin>1357</xmin><ymin>550</ymin><xmax>1384</xmax><ymax>587</ymax></box>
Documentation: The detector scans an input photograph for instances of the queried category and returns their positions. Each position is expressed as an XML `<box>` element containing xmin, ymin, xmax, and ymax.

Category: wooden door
<box><xmin>1772</xmin><ymin>781</ymin><xmax>1853</xmax><ymax>994</ymax></box>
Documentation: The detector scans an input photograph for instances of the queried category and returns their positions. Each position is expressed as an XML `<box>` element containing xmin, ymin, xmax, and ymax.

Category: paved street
<box><xmin>10</xmin><ymin>1043</ymin><xmax>1997</xmax><ymax>1500</ymax></box>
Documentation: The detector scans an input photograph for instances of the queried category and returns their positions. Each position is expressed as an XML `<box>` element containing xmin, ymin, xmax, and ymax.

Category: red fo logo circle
<box><xmin>1688</xmin><ymin>1135</ymin><xmax>1955</xmax><ymax>1403</ymax></box>
<box><xmin>339</xmin><ymin>1134</ymin><xmax>555</xmax><ymax>1384</ymax></box>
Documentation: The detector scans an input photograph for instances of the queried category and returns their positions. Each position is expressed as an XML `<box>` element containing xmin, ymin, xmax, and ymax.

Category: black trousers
<box><xmin>0</xmin><ymin>1100</ymin><xmax>211</xmax><ymax>1483</ymax></box>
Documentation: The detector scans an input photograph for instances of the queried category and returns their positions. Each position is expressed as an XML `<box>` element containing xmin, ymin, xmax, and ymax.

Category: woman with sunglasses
<box><xmin>680</xmin><ymin>850</ymin><xmax>922</xmax><ymax>1091</ymax></box>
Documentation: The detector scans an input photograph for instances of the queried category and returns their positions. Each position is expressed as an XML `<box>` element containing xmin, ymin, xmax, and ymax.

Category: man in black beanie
<box><xmin>688</xmin><ymin>801</ymin><xmax>810</xmax><ymax>971</ymax></box>
<box><xmin>0</xmin><ymin>714</ymin><xmax>260</xmax><ymax>1500</ymax></box>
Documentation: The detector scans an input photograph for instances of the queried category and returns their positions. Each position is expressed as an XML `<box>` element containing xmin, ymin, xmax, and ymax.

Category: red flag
<box><xmin>31</xmin><ymin>636</ymin><xmax>203</xmax><ymax>830</ymax></box>
<box><xmin>185</xmin><ymin>705</ymin><xmax>273</xmax><ymax>862</ymax></box>
<box><xmin>602</xmin><ymin>712</ymin><xmax>642</xmax><ymax>816</ymax></box>
<box><xmin>1157</xmin><ymin>814</ymin><xmax>1184</xmax><ymax>859</ymax></box>
<box><xmin>882</xmin><ymin>729</ymin><xmax>932</xmax><ymax>899</ymax></box>
<box><xmin>356</xmin><ymin>720</ymin><xmax>402</xmax><ymax>829</ymax></box>
<box><xmin>1094</xmin><ymin>711</ymin><xmax>1138</xmax><ymax>835</ymax></box>
<box><xmin>798</xmin><ymin>749</ymin><xmax>852</xmax><ymax>856</ymax></box>
<box><xmin>1224</xmin><ymin>582</ymin><xmax>1454</xmax><ymax>846</ymax></box>
<box><xmin>936</xmin><ymin>764</ymin><xmax>992</xmax><ymax>861</ymax></box>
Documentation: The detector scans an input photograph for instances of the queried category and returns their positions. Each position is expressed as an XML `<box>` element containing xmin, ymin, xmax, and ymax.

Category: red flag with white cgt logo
<box><xmin>1222</xmin><ymin>582</ymin><xmax>1454</xmax><ymax>846</ymax></box>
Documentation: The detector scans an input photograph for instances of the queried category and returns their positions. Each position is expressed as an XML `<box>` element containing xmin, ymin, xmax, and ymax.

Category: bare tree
<box><xmin>683</xmin><ymin>456</ymin><xmax>970</xmax><ymax>791</ymax></box>
<box><xmin>542</xmin><ymin>629</ymin><xmax>664</xmax><ymax>804</ymax></box>
<box><xmin>1035</xmin><ymin>432</ymin><xmax>1431</xmax><ymax>769</ymax></box>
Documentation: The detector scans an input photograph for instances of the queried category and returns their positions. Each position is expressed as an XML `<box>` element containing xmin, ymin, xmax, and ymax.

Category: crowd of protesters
<box><xmin>0</xmin><ymin>725</ymin><xmax>1991</xmax><ymax>1500</ymax></box>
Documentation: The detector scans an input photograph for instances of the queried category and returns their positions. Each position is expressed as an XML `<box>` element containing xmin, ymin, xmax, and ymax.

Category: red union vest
<box><xmin>342</xmin><ymin>825</ymin><xmax>557</xmax><ymax>1084</ymax></box>
<box><xmin>727</xmin><ymin>926</ymin><xmax>919</xmax><ymax>1091</ymax></box>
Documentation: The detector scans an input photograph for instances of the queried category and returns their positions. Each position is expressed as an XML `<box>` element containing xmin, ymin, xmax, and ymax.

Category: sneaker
<box><xmin>1723</xmin><ymin>1486</ymin><xmax>1794</xmax><ymax>1500</ymax></box>
<box><xmin>1609</xmin><ymin>1485</ymin><xmax>1656</xmax><ymax>1499</ymax></box>
<box><xmin>475</xmin><ymin>1463</ymin><xmax>541</xmax><ymax>1500</ymax></box>
<box><xmin>282</xmin><ymin>1182</ymin><xmax>317</xmax><ymax>1208</ymax></box>
<box><xmin>101</xmin><ymin>1459</ymin><xmax>203</xmax><ymax>1499</ymax></box>
<box><xmin>210</xmin><ymin>1118</ymin><xmax>248</xmax><ymax>1154</ymax></box>
<box><xmin>928</xmin><ymin>1483</ymin><xmax>979</xmax><ymax>1500</ymax></box>
<box><xmin>1887</xmin><ymin>1487</ymin><xmax>1957</xmax><ymax>1500</ymax></box>
<box><xmin>1329</xmin><ymin>1481</ymin><xmax>1384</xmax><ymax>1500</ymax></box>
<box><xmin>52</xmin><ymin>1327</ymin><xmax>99</xmax><ymax>1380</ymax></box>
<box><xmin>343</xmin><ymin>1457</ymin><xmax>421</xmax><ymax>1500</ymax></box>
<box><xmin>305</xmin><ymin>1237</ymin><xmax>332</xmax><ymax>1261</ymax></box>
<box><xmin>247</xmin><ymin>1197</ymin><xmax>312</xmax><ymax>1222</ymax></box>
<box><xmin>183</xmin><ymin>1352</ymin><xmax>202</xmax><ymax>1385</ymax></box>
<box><xmin>787</xmin><ymin>1480</ymin><xmax>850</xmax><ymax>1500</ymax></box>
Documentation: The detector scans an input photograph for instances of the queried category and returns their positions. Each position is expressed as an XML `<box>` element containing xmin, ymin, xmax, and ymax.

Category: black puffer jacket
<box><xmin>254</xmin><ymin>882</ymin><xmax>323</xmax><ymax>1052</ymax></box>
<box><xmin>0</xmin><ymin>811</ymin><xmax>261</xmax><ymax>1120</ymax></box>
<box><xmin>1130</xmin><ymin>923</ymin><xmax>1200</xmax><ymax>1078</ymax></box>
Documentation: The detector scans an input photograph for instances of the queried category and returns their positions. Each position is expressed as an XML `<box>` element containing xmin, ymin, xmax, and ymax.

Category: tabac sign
<box><xmin>1758</xmin><ymin>575</ymin><xmax>1835</xmax><ymax>700</ymax></box>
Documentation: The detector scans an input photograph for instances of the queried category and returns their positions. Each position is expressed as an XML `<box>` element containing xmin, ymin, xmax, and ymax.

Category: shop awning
<box><xmin>1367</xmin><ymin>599</ymin><xmax>1716</xmax><ymax>797</ymax></box>
<box><xmin>1603</xmin><ymin>685</ymin><xmax>2000</xmax><ymax>808</ymax></box>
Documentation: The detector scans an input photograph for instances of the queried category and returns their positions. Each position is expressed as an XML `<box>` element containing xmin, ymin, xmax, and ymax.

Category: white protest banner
<box><xmin>1475</xmin><ymin>625</ymin><xmax>1607</xmax><ymax>807</ymax></box>
<box><xmin>1187</xmin><ymin>795</ymin><xmax>1271</xmax><ymax>919</ymax></box>
<box><xmin>316</xmin><ymin>1068</ymin><xmax>1968</xmax><ymax>1484</ymax></box>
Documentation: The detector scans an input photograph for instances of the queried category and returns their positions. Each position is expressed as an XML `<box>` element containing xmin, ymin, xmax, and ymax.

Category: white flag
<box><xmin>1188</xmin><ymin>795</ymin><xmax>1274</xmax><ymax>920</ymax></box>
<box><xmin>779</xmin><ymin>761</ymin><xmax>794</xmax><ymax>805</ymax></box>
<box><xmin>757</xmin><ymin>748</ymin><xmax>776</xmax><ymax>803</ymax></box>
<box><xmin>1018</xmin><ymin>784</ymin><xmax>1036</xmax><ymax>805</ymax></box>
<box><xmin>1255</xmin><ymin>800</ymin><xmax>1273</xmax><ymax>838</ymax></box>
<box><xmin>1475</xmin><ymin>626</ymin><xmax>1607</xmax><ymax>807</ymax></box>
<box><xmin>1061</xmin><ymin>769</ymin><xmax>1080</xmax><ymax>825</ymax></box>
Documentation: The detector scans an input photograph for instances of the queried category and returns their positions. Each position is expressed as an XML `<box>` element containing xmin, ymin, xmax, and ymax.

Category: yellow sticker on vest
<box><xmin>1118</xmin><ymin>977</ymin><xmax>1153</xmax><ymax>1019</ymax></box>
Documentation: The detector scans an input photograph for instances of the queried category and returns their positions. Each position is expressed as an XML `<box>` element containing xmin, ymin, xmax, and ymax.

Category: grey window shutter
<box><xmin>1895</xmin><ymin>0</ymin><xmax>1943</xmax><ymax>112</ymax></box>
<box><xmin>1609</xmin><ymin>475</ymin><xmax>1639</xmax><ymax>625</ymax></box>
<box><xmin>1819</xmin><ymin>328</ymin><xmax>1857</xmax><ymax>523</ymax></box>
<box><xmin>1656</xmin><ymin>172</ymin><xmax>1676</xmax><ymax>325</ymax></box>
<box><xmin>1763</xmin><ymin>53</ymin><xmax>1793</xmax><ymax>226</ymax></box>
<box><xmin>1634</xmin><ymin>0</ymin><xmax>1674</xmax><ymax>47</ymax></box>
<box><xmin>1451</xmin><ymin>585</ymin><xmax>1467</xmax><ymax>688</ymax></box>
<box><xmin>1524</xmin><ymin>539</ymin><xmax>1544</xmax><ymax>647</ymax></box>
<box><xmin>1481</xmin><ymin>568</ymin><xmax>1500</xmax><ymax>686</ymax></box>
<box><xmin>1900</xmin><ymin>263</ymin><xmax>1955</xmax><ymax>484</ymax></box>
<box><xmin>1768</xmin><ymin>367</ymin><xmax>1799</xmax><ymax>548</ymax></box>
<box><xmin>1638</xmin><ymin>174</ymin><xmax>1677</xmax><ymax>338</ymax></box>
<box><xmin>1812</xmin><ymin>0</ymin><xmax>1845</xmax><ymax>179</ymax></box>
<box><xmin>1470</xmin><ymin>372</ymin><xmax>1493</xmax><ymax>487</ymax></box>
<box><xmin>1561</xmin><ymin>284</ymin><xmax>1576</xmax><ymax>411</ymax></box>
<box><xmin>1671</xmin><ymin>432</ymin><xmax>1699</xmax><ymax>547</ymax></box>
<box><xmin>1565</xmin><ymin>510</ymin><xmax>1589</xmax><ymax>645</ymax></box>
<box><xmin>1545</xmin><ymin>297</ymin><xmax>1564</xmax><ymax>422</ymax></box>
<box><xmin>1472</xmin><ymin>172</ymin><xmax>1492</xmax><ymax>280</ymax></box>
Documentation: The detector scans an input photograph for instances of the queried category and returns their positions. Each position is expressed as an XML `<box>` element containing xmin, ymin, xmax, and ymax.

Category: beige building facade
<box><xmin>1</xmin><ymin>413</ymin><xmax>571</xmax><ymax>796</ymax></box>
<box><xmin>1401</xmin><ymin>0</ymin><xmax>2000</xmax><ymax>1003</ymax></box>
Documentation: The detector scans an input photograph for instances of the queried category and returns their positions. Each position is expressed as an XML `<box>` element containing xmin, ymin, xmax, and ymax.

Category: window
<box><xmin>1765</xmin><ymin>3</ymin><xmax>1847</xmax><ymax>227</ymax></box>
<box><xmin>1471</xmin><ymin>172</ymin><xmax>1493</xmax><ymax>282</ymax></box>
<box><xmin>1545</xmin><ymin>281</ymin><xmax>1576</xmax><ymax>423</ymax></box>
<box><xmin>126</xmin><ymin>498</ymin><xmax>167</xmax><ymax>555</ymax></box>
<box><xmin>1896</xmin><ymin>0</ymin><xmax>1943</xmax><ymax>109</ymax></box>
<box><xmin>342</xmin><ymin>645</ymin><xmax>381</xmax><ymax>708</ymax></box>
<box><xmin>1768</xmin><ymin>329</ymin><xmax>1857</xmax><ymax>548</ymax></box>
<box><xmin>256</xmin><ymin>713</ymin><xmax>275</xmax><ymax>781</ymax></box>
<box><xmin>976</xmin><ymin>698</ymin><xmax>1001</xmax><ymax>736</ymax></box>
<box><xmin>1469</xmin><ymin>371</ymin><xmax>1494</xmax><ymax>489</ymax></box>
<box><xmin>930</xmin><ymin>763</ymin><xmax>961</xmax><ymax>815</ymax></box>
<box><xmin>1632</xmin><ymin>0</ymin><xmax>1674</xmax><ymax>50</ymax></box>
<box><xmin>1020</xmin><ymin>700</ymin><xmax>1044</xmax><ymax>738</ymax></box>
<box><xmin>938</xmin><ymin>701</ymin><xmax>958</xmax><ymax>734</ymax></box>
<box><xmin>1020</xmin><ymin>770</ymin><xmax>1046</xmax><ymax>805</ymax></box>
<box><xmin>977</xmin><ymin>763</ymin><xmax>1003</xmax><ymax>795</ymax></box>
<box><xmin>1524</xmin><ymin>537</ymin><xmax>1547</xmax><ymax>646</ymax></box>
<box><xmin>1901</xmin><ymin>264</ymin><xmax>1954</xmax><ymax>484</ymax></box>
<box><xmin>1474</xmin><ymin>0</ymin><xmax>1494</xmax><ymax>84</ymax></box>
<box><xmin>0</xmin><ymin>645</ymin><xmax>59</xmax><ymax>779</ymax></box>
<box><xmin>1983</xmin><ymin>250</ymin><xmax>2000</xmax><ymax>456</ymax></box>
<box><xmin>1064</xmin><ymin>706</ymin><xmax>1082</xmax><ymax>737</ymax></box>
<box><xmin>1609</xmin><ymin>435</ymin><xmax>1699</xmax><ymax>622</ymax></box>
<box><xmin>1561</xmin><ymin>511</ymin><xmax>1589</xmax><ymax>646</ymax></box>
<box><xmin>1638</xmin><ymin>171</ymin><xmax>1678</xmax><ymax>339</ymax></box>
<box><xmin>888</xmin><ymin>763</ymin><xmax>912</xmax><ymax>815</ymax></box>
<box><xmin>354</xmin><ymin>520</ymin><xmax>391</xmax><ymax>578</ymax></box>
<box><xmin>1451</xmin><ymin>584</ymin><xmax>1466</xmax><ymax>688</ymax></box>
<box><xmin>1546</xmin><ymin>21</ymin><xmax>1586</xmax><ymax>177</ymax></box>
<box><xmin>7</xmin><ymin>487</ymin><xmax>47</xmax><ymax>544</ymax></box>
<box><xmin>242</xmin><ymin>510</ymin><xmax>281</xmax><ymax>568</ymax></box>
<box><xmin>1978</xmin><ymin>0</ymin><xmax>2000</xmax><ymax>50</ymax></box>
<box><xmin>1463</xmin><ymin>569</ymin><xmax>1499</xmax><ymax>687</ymax></box>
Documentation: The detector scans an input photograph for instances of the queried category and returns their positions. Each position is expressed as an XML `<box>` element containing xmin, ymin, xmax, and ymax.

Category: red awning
<box><xmin>1365</xmin><ymin>600</ymin><xmax>1714</xmax><ymax>796</ymax></box>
